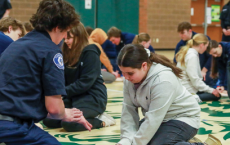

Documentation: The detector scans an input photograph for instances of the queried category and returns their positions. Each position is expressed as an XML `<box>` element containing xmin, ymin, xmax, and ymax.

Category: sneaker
<box><xmin>204</xmin><ymin>134</ymin><xmax>222</xmax><ymax>145</ymax></box>
<box><xmin>188</xmin><ymin>136</ymin><xmax>202</xmax><ymax>143</ymax></box>
<box><xmin>115</xmin><ymin>77</ymin><xmax>124</xmax><ymax>82</ymax></box>
<box><xmin>96</xmin><ymin>112</ymin><xmax>116</xmax><ymax>127</ymax></box>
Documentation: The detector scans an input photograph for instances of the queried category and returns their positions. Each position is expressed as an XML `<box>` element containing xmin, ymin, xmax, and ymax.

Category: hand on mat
<box><xmin>77</xmin><ymin>116</ymin><xmax>93</xmax><ymax>131</ymax></box>
<box><xmin>62</xmin><ymin>108</ymin><xmax>83</xmax><ymax>122</ymax></box>
<box><xmin>217</xmin><ymin>86</ymin><xmax>224</xmax><ymax>93</ymax></box>
<box><xmin>112</xmin><ymin>71</ymin><xmax>119</xmax><ymax>78</ymax></box>
<box><xmin>212</xmin><ymin>89</ymin><xmax>220</xmax><ymax>97</ymax></box>
<box><xmin>115</xmin><ymin>143</ymin><xmax>122</xmax><ymax>145</ymax></box>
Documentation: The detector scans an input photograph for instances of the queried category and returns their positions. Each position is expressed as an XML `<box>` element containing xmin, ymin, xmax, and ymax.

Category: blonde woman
<box><xmin>132</xmin><ymin>33</ymin><xmax>154</xmax><ymax>52</ymax></box>
<box><xmin>176</xmin><ymin>33</ymin><xmax>221</xmax><ymax>101</ymax></box>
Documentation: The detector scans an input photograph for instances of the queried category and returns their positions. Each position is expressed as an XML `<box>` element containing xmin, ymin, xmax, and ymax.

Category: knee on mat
<box><xmin>61</xmin><ymin>121</ymin><xmax>83</xmax><ymax>132</ymax></box>
<box><xmin>43</xmin><ymin>119</ymin><xmax>62</xmax><ymax>128</ymax></box>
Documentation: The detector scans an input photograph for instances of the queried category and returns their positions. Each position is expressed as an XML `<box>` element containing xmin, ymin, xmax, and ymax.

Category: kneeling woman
<box><xmin>43</xmin><ymin>23</ymin><xmax>115</xmax><ymax>131</ymax></box>
<box><xmin>176</xmin><ymin>33</ymin><xmax>220</xmax><ymax>102</ymax></box>
<box><xmin>116</xmin><ymin>44</ymin><xmax>202</xmax><ymax>145</ymax></box>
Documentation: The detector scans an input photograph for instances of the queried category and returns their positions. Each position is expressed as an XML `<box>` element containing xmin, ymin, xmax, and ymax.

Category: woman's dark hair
<box><xmin>117</xmin><ymin>44</ymin><xmax>182</xmax><ymax>78</ymax></box>
<box><xmin>30</xmin><ymin>0</ymin><xmax>80</xmax><ymax>31</ymax></box>
<box><xmin>208</xmin><ymin>40</ymin><xmax>220</xmax><ymax>78</ymax></box>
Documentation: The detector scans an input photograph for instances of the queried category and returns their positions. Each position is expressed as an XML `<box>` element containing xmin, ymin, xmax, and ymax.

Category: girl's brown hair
<box><xmin>132</xmin><ymin>33</ymin><xmax>150</xmax><ymax>44</ymax></box>
<box><xmin>176</xmin><ymin>33</ymin><xmax>209</xmax><ymax>67</ymax></box>
<box><xmin>62</xmin><ymin>22</ymin><xmax>89</xmax><ymax>67</ymax></box>
<box><xmin>117</xmin><ymin>44</ymin><xmax>182</xmax><ymax>78</ymax></box>
<box><xmin>208</xmin><ymin>40</ymin><xmax>219</xmax><ymax>78</ymax></box>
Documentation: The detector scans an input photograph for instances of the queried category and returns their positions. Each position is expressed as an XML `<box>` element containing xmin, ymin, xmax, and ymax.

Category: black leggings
<box><xmin>43</xmin><ymin>108</ymin><xmax>103</xmax><ymax>132</ymax></box>
<box><xmin>197</xmin><ymin>92</ymin><xmax>221</xmax><ymax>101</ymax></box>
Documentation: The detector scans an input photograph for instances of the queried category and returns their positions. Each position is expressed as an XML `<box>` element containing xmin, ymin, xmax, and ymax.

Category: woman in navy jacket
<box><xmin>43</xmin><ymin>23</ymin><xmax>116</xmax><ymax>131</ymax></box>
<box><xmin>208</xmin><ymin>40</ymin><xmax>229</xmax><ymax>97</ymax></box>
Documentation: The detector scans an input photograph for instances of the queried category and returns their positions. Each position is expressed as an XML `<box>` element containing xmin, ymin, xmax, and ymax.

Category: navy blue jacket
<box><xmin>174</xmin><ymin>31</ymin><xmax>212</xmax><ymax>71</ymax></box>
<box><xmin>0</xmin><ymin>32</ymin><xmax>13</xmax><ymax>55</ymax></box>
<box><xmin>64</xmin><ymin>44</ymin><xmax>107</xmax><ymax>114</ymax></box>
<box><xmin>217</xmin><ymin>42</ymin><xmax>230</xmax><ymax>89</ymax></box>
<box><xmin>0</xmin><ymin>30</ymin><xmax>66</xmax><ymax>122</ymax></box>
<box><xmin>116</xmin><ymin>32</ymin><xmax>155</xmax><ymax>54</ymax></box>
<box><xmin>101</xmin><ymin>39</ymin><xmax>117</xmax><ymax>59</ymax></box>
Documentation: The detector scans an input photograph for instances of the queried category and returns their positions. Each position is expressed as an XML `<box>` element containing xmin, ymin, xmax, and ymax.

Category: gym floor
<box><xmin>44</xmin><ymin>50</ymin><xmax>230</xmax><ymax>145</ymax></box>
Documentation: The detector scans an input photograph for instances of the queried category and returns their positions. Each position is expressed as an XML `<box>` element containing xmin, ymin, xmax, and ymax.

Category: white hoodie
<box><xmin>118</xmin><ymin>63</ymin><xmax>200</xmax><ymax>145</ymax></box>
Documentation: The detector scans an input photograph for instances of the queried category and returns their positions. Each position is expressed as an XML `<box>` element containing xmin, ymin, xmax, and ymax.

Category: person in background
<box><xmin>23</xmin><ymin>22</ymin><xmax>34</xmax><ymax>34</ymax></box>
<box><xmin>85</xmin><ymin>26</ymin><xmax>94</xmax><ymax>36</ymax></box>
<box><xmin>43</xmin><ymin>23</ymin><xmax>116</xmax><ymax>131</ymax></box>
<box><xmin>174</xmin><ymin>22</ymin><xmax>214</xmax><ymax>87</ymax></box>
<box><xmin>207</xmin><ymin>40</ymin><xmax>229</xmax><ymax>97</ymax></box>
<box><xmin>89</xmin><ymin>28</ymin><xmax>121</xmax><ymax>80</ymax></box>
<box><xmin>107</xmin><ymin>26</ymin><xmax>155</xmax><ymax>55</ymax></box>
<box><xmin>0</xmin><ymin>17</ymin><xmax>25</xmax><ymax>55</ymax></box>
<box><xmin>0</xmin><ymin>0</ymin><xmax>12</xmax><ymax>19</ymax></box>
<box><xmin>0</xmin><ymin>0</ymin><xmax>91</xmax><ymax>144</ymax></box>
<box><xmin>176</xmin><ymin>33</ymin><xmax>221</xmax><ymax>102</ymax></box>
<box><xmin>132</xmin><ymin>33</ymin><xmax>153</xmax><ymax>50</ymax></box>
<box><xmin>219</xmin><ymin>0</ymin><xmax>230</xmax><ymax>42</ymax></box>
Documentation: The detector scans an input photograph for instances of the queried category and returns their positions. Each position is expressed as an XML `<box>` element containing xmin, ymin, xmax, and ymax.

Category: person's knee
<box><xmin>43</xmin><ymin>118</ymin><xmax>61</xmax><ymax>128</ymax></box>
<box><xmin>61</xmin><ymin>121</ymin><xmax>82</xmax><ymax>132</ymax></box>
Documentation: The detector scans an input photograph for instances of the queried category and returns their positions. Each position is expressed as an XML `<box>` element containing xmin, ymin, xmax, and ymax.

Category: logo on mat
<box><xmin>53</xmin><ymin>53</ymin><xmax>64</xmax><ymax>69</ymax></box>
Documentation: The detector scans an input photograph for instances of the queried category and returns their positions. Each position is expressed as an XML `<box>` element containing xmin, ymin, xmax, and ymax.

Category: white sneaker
<box><xmin>96</xmin><ymin>112</ymin><xmax>116</xmax><ymax>127</ymax></box>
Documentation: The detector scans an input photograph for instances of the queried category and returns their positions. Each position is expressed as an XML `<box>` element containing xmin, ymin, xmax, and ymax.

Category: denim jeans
<box><xmin>140</xmin><ymin>119</ymin><xmax>204</xmax><ymax>145</ymax></box>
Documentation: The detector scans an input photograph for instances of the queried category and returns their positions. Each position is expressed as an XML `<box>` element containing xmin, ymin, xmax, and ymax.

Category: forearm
<box><xmin>45</xmin><ymin>95</ymin><xmax>66</xmax><ymax>120</ymax></box>
<box><xmin>3</xmin><ymin>9</ymin><xmax>10</xmax><ymax>18</ymax></box>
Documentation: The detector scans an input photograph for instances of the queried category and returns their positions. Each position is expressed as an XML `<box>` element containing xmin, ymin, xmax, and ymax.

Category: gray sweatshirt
<box><xmin>118</xmin><ymin>63</ymin><xmax>200</xmax><ymax>145</ymax></box>
<box><xmin>176</xmin><ymin>48</ymin><xmax>214</xmax><ymax>94</ymax></box>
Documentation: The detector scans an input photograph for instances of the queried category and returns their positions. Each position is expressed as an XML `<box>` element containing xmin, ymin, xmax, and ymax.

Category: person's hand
<box><xmin>101</xmin><ymin>69</ymin><xmax>107</xmax><ymax>72</ymax></box>
<box><xmin>112</xmin><ymin>71</ymin><xmax>119</xmax><ymax>78</ymax></box>
<box><xmin>62</xmin><ymin>108</ymin><xmax>83</xmax><ymax>122</ymax></box>
<box><xmin>216</xmin><ymin>86</ymin><xmax>225</xmax><ymax>93</ymax></box>
<box><xmin>212</xmin><ymin>89</ymin><xmax>220</xmax><ymax>97</ymax></box>
<box><xmin>201</xmin><ymin>71</ymin><xmax>206</xmax><ymax>81</ymax></box>
<box><xmin>224</xmin><ymin>29</ymin><xmax>230</xmax><ymax>36</ymax></box>
<box><xmin>76</xmin><ymin>116</ymin><xmax>93</xmax><ymax>131</ymax></box>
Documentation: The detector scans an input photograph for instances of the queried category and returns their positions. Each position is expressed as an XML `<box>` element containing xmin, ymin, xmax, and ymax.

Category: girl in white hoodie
<box><xmin>115</xmin><ymin>44</ymin><xmax>220</xmax><ymax>145</ymax></box>
<box><xmin>176</xmin><ymin>33</ymin><xmax>221</xmax><ymax>101</ymax></box>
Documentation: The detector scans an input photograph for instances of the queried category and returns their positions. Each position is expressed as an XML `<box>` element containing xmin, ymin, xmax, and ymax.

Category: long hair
<box><xmin>176</xmin><ymin>33</ymin><xmax>209</xmax><ymax>66</ymax></box>
<box><xmin>62</xmin><ymin>22</ymin><xmax>89</xmax><ymax>67</ymax></box>
<box><xmin>132</xmin><ymin>33</ymin><xmax>150</xmax><ymax>44</ymax></box>
<box><xmin>208</xmin><ymin>40</ymin><xmax>219</xmax><ymax>78</ymax></box>
<box><xmin>117</xmin><ymin>44</ymin><xmax>182</xmax><ymax>78</ymax></box>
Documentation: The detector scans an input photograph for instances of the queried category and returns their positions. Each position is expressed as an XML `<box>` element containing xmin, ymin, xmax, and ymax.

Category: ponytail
<box><xmin>176</xmin><ymin>39</ymin><xmax>193</xmax><ymax>66</ymax></box>
<box><xmin>150</xmin><ymin>53</ymin><xmax>182</xmax><ymax>78</ymax></box>
<box><xmin>132</xmin><ymin>35</ymin><xmax>139</xmax><ymax>44</ymax></box>
<box><xmin>176</xmin><ymin>33</ymin><xmax>209</xmax><ymax>67</ymax></box>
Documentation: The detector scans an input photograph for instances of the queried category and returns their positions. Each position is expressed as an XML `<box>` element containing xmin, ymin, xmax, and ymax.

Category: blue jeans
<box><xmin>139</xmin><ymin>120</ymin><xmax>203</xmax><ymax>145</ymax></box>
<box><xmin>0</xmin><ymin>120</ymin><xmax>60</xmax><ymax>145</ymax></box>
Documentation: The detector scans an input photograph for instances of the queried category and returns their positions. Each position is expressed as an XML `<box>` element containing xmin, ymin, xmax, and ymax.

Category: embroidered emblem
<box><xmin>53</xmin><ymin>53</ymin><xmax>64</xmax><ymax>69</ymax></box>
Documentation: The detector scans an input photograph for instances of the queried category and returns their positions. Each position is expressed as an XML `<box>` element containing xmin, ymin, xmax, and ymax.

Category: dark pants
<box><xmin>197</xmin><ymin>92</ymin><xmax>221</xmax><ymax>101</ymax></box>
<box><xmin>43</xmin><ymin>98</ymin><xmax>103</xmax><ymax>132</ymax></box>
<box><xmin>204</xmin><ymin>71</ymin><xmax>217</xmax><ymax>88</ymax></box>
<box><xmin>0</xmin><ymin>120</ymin><xmax>60</xmax><ymax>145</ymax></box>
<box><xmin>227</xmin><ymin>61</ymin><xmax>230</xmax><ymax>99</ymax></box>
<box><xmin>139</xmin><ymin>120</ymin><xmax>203</xmax><ymax>145</ymax></box>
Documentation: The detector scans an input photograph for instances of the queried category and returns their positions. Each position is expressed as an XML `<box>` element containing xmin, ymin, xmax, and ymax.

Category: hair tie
<box><xmin>144</xmin><ymin>48</ymin><xmax>150</xmax><ymax>57</ymax></box>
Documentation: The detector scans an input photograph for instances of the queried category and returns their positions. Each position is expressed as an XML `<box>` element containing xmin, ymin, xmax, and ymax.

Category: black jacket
<box><xmin>64</xmin><ymin>44</ymin><xmax>107</xmax><ymax>113</ymax></box>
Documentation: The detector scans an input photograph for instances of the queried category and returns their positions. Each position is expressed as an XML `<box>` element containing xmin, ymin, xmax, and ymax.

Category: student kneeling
<box><xmin>116</xmin><ymin>44</ymin><xmax>205</xmax><ymax>145</ymax></box>
<box><xmin>43</xmin><ymin>23</ymin><xmax>116</xmax><ymax>132</ymax></box>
